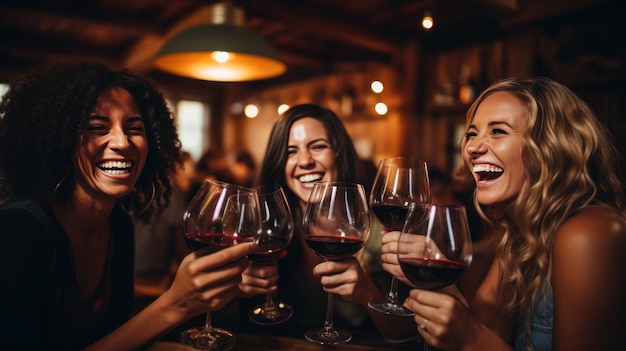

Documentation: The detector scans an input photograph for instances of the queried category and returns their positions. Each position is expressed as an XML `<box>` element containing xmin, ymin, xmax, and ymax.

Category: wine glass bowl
<box><xmin>302</xmin><ymin>181</ymin><xmax>370</xmax><ymax>345</ymax></box>
<box><xmin>398</xmin><ymin>203</ymin><xmax>472</xmax><ymax>351</ymax></box>
<box><xmin>180</xmin><ymin>179</ymin><xmax>262</xmax><ymax>351</ymax></box>
<box><xmin>397</xmin><ymin>203</ymin><xmax>472</xmax><ymax>290</ymax></box>
<box><xmin>368</xmin><ymin>157</ymin><xmax>430</xmax><ymax>317</ymax></box>
<box><xmin>248</xmin><ymin>185</ymin><xmax>295</xmax><ymax>326</ymax></box>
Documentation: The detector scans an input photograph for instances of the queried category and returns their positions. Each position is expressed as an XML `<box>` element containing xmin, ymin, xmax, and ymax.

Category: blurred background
<box><xmin>1</xmin><ymin>0</ymin><xmax>624</xmax><ymax>182</ymax></box>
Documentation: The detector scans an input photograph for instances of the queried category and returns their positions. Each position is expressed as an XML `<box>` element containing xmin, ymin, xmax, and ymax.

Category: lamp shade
<box><xmin>154</xmin><ymin>23</ymin><xmax>287</xmax><ymax>82</ymax></box>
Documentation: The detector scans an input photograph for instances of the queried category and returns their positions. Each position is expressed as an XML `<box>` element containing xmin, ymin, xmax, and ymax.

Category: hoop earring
<box><xmin>121</xmin><ymin>183</ymin><xmax>156</xmax><ymax>217</ymax></box>
<box><xmin>52</xmin><ymin>173</ymin><xmax>72</xmax><ymax>201</ymax></box>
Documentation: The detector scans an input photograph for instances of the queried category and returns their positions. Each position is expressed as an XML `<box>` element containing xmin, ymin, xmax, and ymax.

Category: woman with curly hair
<box><xmin>382</xmin><ymin>77</ymin><xmax>626</xmax><ymax>350</ymax></box>
<box><xmin>0</xmin><ymin>59</ymin><xmax>261</xmax><ymax>350</ymax></box>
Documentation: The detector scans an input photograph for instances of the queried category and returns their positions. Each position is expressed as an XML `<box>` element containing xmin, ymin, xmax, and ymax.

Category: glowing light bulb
<box><xmin>422</xmin><ymin>12</ymin><xmax>434</xmax><ymax>30</ymax></box>
<box><xmin>375</xmin><ymin>102</ymin><xmax>388</xmax><ymax>115</ymax></box>
<box><xmin>244</xmin><ymin>104</ymin><xmax>259</xmax><ymax>118</ymax></box>
<box><xmin>277</xmin><ymin>104</ymin><xmax>290</xmax><ymax>115</ymax></box>
<box><xmin>371</xmin><ymin>81</ymin><xmax>384</xmax><ymax>93</ymax></box>
<box><xmin>211</xmin><ymin>51</ymin><xmax>230</xmax><ymax>63</ymax></box>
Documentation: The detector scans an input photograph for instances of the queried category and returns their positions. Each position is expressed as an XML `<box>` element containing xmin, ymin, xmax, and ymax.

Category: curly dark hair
<box><xmin>0</xmin><ymin>58</ymin><xmax>182</xmax><ymax>223</ymax></box>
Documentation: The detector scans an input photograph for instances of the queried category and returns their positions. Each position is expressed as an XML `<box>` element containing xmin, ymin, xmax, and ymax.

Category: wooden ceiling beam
<box><xmin>499</xmin><ymin>0</ymin><xmax>610</xmax><ymax>27</ymax></box>
<box><xmin>0</xmin><ymin>5</ymin><xmax>165</xmax><ymax>37</ymax></box>
<box><xmin>245</xmin><ymin>0</ymin><xmax>402</xmax><ymax>55</ymax></box>
<box><xmin>0</xmin><ymin>28</ymin><xmax>123</xmax><ymax>63</ymax></box>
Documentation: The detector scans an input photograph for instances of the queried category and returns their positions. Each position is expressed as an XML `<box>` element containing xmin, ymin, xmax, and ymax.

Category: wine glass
<box><xmin>398</xmin><ymin>203</ymin><xmax>473</xmax><ymax>351</ymax></box>
<box><xmin>180</xmin><ymin>179</ymin><xmax>262</xmax><ymax>351</ymax></box>
<box><xmin>302</xmin><ymin>181</ymin><xmax>370</xmax><ymax>345</ymax></box>
<box><xmin>368</xmin><ymin>157</ymin><xmax>431</xmax><ymax>317</ymax></box>
<box><xmin>248</xmin><ymin>185</ymin><xmax>295</xmax><ymax>325</ymax></box>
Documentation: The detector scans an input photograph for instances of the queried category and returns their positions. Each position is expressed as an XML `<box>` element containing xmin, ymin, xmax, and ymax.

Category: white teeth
<box><xmin>298</xmin><ymin>174</ymin><xmax>322</xmax><ymax>183</ymax></box>
<box><xmin>104</xmin><ymin>169</ymin><xmax>130</xmax><ymax>175</ymax></box>
<box><xmin>472</xmin><ymin>165</ymin><xmax>503</xmax><ymax>173</ymax></box>
<box><xmin>98</xmin><ymin>161</ymin><xmax>132</xmax><ymax>174</ymax></box>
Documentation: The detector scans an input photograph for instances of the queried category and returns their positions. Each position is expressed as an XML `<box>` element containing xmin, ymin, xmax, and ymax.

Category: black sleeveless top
<box><xmin>0</xmin><ymin>200</ymin><xmax>134</xmax><ymax>350</ymax></box>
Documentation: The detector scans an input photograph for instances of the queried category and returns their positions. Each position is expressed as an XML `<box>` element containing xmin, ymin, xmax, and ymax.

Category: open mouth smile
<box><xmin>473</xmin><ymin>164</ymin><xmax>503</xmax><ymax>181</ymax></box>
<box><xmin>298</xmin><ymin>173</ymin><xmax>323</xmax><ymax>183</ymax></box>
<box><xmin>98</xmin><ymin>160</ymin><xmax>133</xmax><ymax>175</ymax></box>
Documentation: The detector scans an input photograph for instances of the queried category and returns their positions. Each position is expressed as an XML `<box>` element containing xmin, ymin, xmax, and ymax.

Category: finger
<box><xmin>242</xmin><ymin>272</ymin><xmax>278</xmax><ymax>289</ymax></box>
<box><xmin>239</xmin><ymin>283</ymin><xmax>277</xmax><ymax>297</ymax></box>
<box><xmin>246</xmin><ymin>263</ymin><xmax>279</xmax><ymax>279</ymax></box>
<box><xmin>315</xmin><ymin>257</ymin><xmax>359</xmax><ymax>274</ymax></box>
<box><xmin>200</xmin><ymin>279</ymin><xmax>244</xmax><ymax>310</ymax></box>
<box><xmin>406</xmin><ymin>290</ymin><xmax>442</xmax><ymax>323</ymax></box>
<box><xmin>381</xmin><ymin>251</ymin><xmax>399</xmax><ymax>264</ymax></box>
<box><xmin>380</xmin><ymin>231</ymin><xmax>401</xmax><ymax>243</ymax></box>
<box><xmin>408</xmin><ymin>288</ymin><xmax>444</xmax><ymax>307</ymax></box>
<box><xmin>190</xmin><ymin>243</ymin><xmax>254</xmax><ymax>272</ymax></box>
<box><xmin>190</xmin><ymin>260</ymin><xmax>248</xmax><ymax>291</ymax></box>
<box><xmin>219</xmin><ymin>242</ymin><xmax>257</xmax><ymax>261</ymax></box>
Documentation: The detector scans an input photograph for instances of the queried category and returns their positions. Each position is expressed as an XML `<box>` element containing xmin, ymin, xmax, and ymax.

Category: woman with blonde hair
<box><xmin>382</xmin><ymin>77</ymin><xmax>626</xmax><ymax>350</ymax></box>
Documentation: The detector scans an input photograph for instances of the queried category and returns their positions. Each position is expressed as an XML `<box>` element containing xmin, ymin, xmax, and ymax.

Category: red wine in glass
<box><xmin>371</xmin><ymin>204</ymin><xmax>409</xmax><ymax>230</ymax></box>
<box><xmin>302</xmin><ymin>181</ymin><xmax>370</xmax><ymax>345</ymax></box>
<box><xmin>180</xmin><ymin>180</ymin><xmax>262</xmax><ymax>351</ymax></box>
<box><xmin>247</xmin><ymin>234</ymin><xmax>290</xmax><ymax>264</ymax></box>
<box><xmin>248</xmin><ymin>185</ymin><xmax>295</xmax><ymax>326</ymax></box>
<box><xmin>185</xmin><ymin>232</ymin><xmax>255</xmax><ymax>254</ymax></box>
<box><xmin>368</xmin><ymin>157</ymin><xmax>430</xmax><ymax>318</ymax></box>
<box><xmin>398</xmin><ymin>257</ymin><xmax>468</xmax><ymax>290</ymax></box>
<box><xmin>398</xmin><ymin>203</ymin><xmax>473</xmax><ymax>351</ymax></box>
<box><xmin>304</xmin><ymin>235</ymin><xmax>365</xmax><ymax>260</ymax></box>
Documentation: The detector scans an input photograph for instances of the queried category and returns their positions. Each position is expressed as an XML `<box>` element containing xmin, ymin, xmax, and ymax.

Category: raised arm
<box><xmin>84</xmin><ymin>242</ymin><xmax>255</xmax><ymax>351</ymax></box>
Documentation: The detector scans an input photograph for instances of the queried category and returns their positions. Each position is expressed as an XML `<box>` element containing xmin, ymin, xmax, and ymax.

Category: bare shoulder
<box><xmin>554</xmin><ymin>207</ymin><xmax>626</xmax><ymax>256</ymax></box>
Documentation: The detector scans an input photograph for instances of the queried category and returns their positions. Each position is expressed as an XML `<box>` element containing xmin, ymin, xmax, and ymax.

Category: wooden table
<box><xmin>149</xmin><ymin>332</ymin><xmax>420</xmax><ymax>351</ymax></box>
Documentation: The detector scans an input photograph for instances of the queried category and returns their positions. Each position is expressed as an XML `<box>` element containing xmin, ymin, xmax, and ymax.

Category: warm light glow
<box><xmin>211</xmin><ymin>51</ymin><xmax>230</xmax><ymax>63</ymax></box>
<box><xmin>375</xmin><ymin>102</ymin><xmax>388</xmax><ymax>115</ymax></box>
<box><xmin>230</xmin><ymin>101</ymin><xmax>244</xmax><ymax>114</ymax></box>
<box><xmin>244</xmin><ymin>104</ymin><xmax>259</xmax><ymax>118</ymax></box>
<box><xmin>370</xmin><ymin>81</ymin><xmax>384</xmax><ymax>93</ymax></box>
<box><xmin>422</xmin><ymin>12</ymin><xmax>434</xmax><ymax>30</ymax></box>
<box><xmin>154</xmin><ymin>51</ymin><xmax>286</xmax><ymax>82</ymax></box>
<box><xmin>277</xmin><ymin>104</ymin><xmax>290</xmax><ymax>115</ymax></box>
<box><xmin>153</xmin><ymin>20</ymin><xmax>287</xmax><ymax>82</ymax></box>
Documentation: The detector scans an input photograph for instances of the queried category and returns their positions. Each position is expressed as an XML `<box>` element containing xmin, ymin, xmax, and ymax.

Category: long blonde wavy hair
<box><xmin>459</xmin><ymin>77</ymin><xmax>626</xmax><ymax>347</ymax></box>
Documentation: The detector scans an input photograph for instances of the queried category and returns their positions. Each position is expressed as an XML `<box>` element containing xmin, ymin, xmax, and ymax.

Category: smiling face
<box><xmin>463</xmin><ymin>91</ymin><xmax>527</xmax><ymax>207</ymax></box>
<box><xmin>74</xmin><ymin>86</ymin><xmax>148</xmax><ymax>200</ymax></box>
<box><xmin>284</xmin><ymin>117</ymin><xmax>339</xmax><ymax>204</ymax></box>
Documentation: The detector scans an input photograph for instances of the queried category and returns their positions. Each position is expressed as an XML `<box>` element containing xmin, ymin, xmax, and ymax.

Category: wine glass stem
<box><xmin>264</xmin><ymin>292</ymin><xmax>276</xmax><ymax>309</ymax></box>
<box><xmin>322</xmin><ymin>292</ymin><xmax>336</xmax><ymax>333</ymax></box>
<box><xmin>204</xmin><ymin>311</ymin><xmax>212</xmax><ymax>330</ymax></box>
<box><xmin>387</xmin><ymin>276</ymin><xmax>400</xmax><ymax>304</ymax></box>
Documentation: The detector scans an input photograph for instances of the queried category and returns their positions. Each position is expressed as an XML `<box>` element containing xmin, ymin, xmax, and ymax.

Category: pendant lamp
<box><xmin>154</xmin><ymin>1</ymin><xmax>286</xmax><ymax>82</ymax></box>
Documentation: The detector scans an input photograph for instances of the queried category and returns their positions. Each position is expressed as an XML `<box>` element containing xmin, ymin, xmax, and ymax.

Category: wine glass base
<box><xmin>248</xmin><ymin>303</ymin><xmax>293</xmax><ymax>325</ymax></box>
<box><xmin>304</xmin><ymin>327</ymin><xmax>351</xmax><ymax>345</ymax></box>
<box><xmin>368</xmin><ymin>301</ymin><xmax>415</xmax><ymax>317</ymax></box>
<box><xmin>180</xmin><ymin>326</ymin><xmax>236</xmax><ymax>351</ymax></box>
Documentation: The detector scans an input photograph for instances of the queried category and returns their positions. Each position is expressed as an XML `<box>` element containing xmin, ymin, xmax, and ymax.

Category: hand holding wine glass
<box><xmin>369</xmin><ymin>157</ymin><xmax>430</xmax><ymax>317</ymax></box>
<box><xmin>247</xmin><ymin>185</ymin><xmax>294</xmax><ymax>325</ymax></box>
<box><xmin>398</xmin><ymin>203</ymin><xmax>473</xmax><ymax>351</ymax></box>
<box><xmin>302</xmin><ymin>181</ymin><xmax>370</xmax><ymax>345</ymax></box>
<box><xmin>180</xmin><ymin>180</ymin><xmax>262</xmax><ymax>351</ymax></box>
